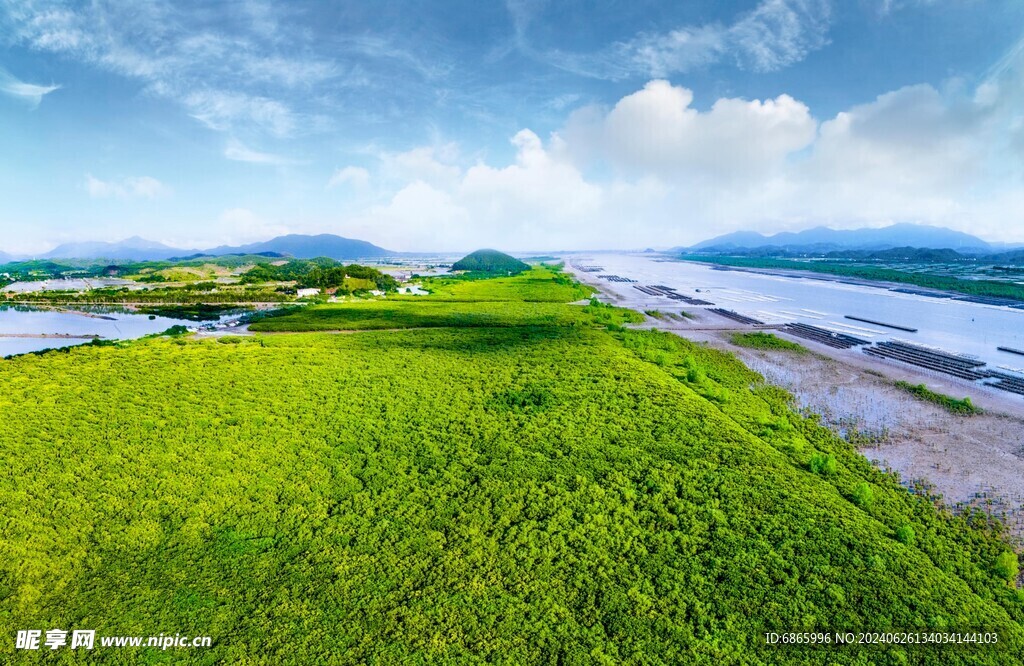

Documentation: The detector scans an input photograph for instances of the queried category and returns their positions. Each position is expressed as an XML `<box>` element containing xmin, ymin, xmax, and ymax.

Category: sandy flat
<box><xmin>660</xmin><ymin>310</ymin><xmax>1024</xmax><ymax>543</ymax></box>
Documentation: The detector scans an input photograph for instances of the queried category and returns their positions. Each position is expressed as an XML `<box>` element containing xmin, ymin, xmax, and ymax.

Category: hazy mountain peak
<box><xmin>689</xmin><ymin>224</ymin><xmax>993</xmax><ymax>252</ymax></box>
<box><xmin>26</xmin><ymin>233</ymin><xmax>392</xmax><ymax>261</ymax></box>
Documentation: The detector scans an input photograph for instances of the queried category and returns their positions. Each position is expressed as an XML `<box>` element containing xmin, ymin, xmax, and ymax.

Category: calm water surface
<box><xmin>578</xmin><ymin>254</ymin><xmax>1024</xmax><ymax>372</ymax></box>
<box><xmin>0</xmin><ymin>306</ymin><xmax>201</xmax><ymax>357</ymax></box>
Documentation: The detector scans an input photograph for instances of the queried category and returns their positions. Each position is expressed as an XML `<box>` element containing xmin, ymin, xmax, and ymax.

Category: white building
<box><xmin>296</xmin><ymin>288</ymin><xmax>321</xmax><ymax>298</ymax></box>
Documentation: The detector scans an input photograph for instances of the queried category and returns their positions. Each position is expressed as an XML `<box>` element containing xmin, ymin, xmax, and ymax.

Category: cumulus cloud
<box><xmin>0</xmin><ymin>65</ymin><xmax>59</xmax><ymax>107</ymax></box>
<box><xmin>85</xmin><ymin>174</ymin><xmax>171</xmax><ymax>199</ymax></box>
<box><xmin>346</xmin><ymin>129</ymin><xmax>629</xmax><ymax>251</ymax></box>
<box><xmin>377</xmin><ymin>144</ymin><xmax>463</xmax><ymax>187</ymax></box>
<box><xmin>560</xmin><ymin>80</ymin><xmax>816</xmax><ymax>180</ymax></box>
<box><xmin>460</xmin><ymin>130</ymin><xmax>603</xmax><ymax>224</ymax></box>
<box><xmin>343</xmin><ymin>60</ymin><xmax>1024</xmax><ymax>250</ymax></box>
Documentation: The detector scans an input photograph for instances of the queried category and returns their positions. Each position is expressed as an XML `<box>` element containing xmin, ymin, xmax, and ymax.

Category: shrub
<box><xmin>896</xmin><ymin>525</ymin><xmax>916</xmax><ymax>546</ymax></box>
<box><xmin>809</xmin><ymin>453</ymin><xmax>837</xmax><ymax>476</ymax></box>
<box><xmin>894</xmin><ymin>381</ymin><xmax>981</xmax><ymax>415</ymax></box>
<box><xmin>852</xmin><ymin>482</ymin><xmax>874</xmax><ymax>509</ymax></box>
<box><xmin>994</xmin><ymin>551</ymin><xmax>1020</xmax><ymax>585</ymax></box>
<box><xmin>730</xmin><ymin>332</ymin><xmax>806</xmax><ymax>353</ymax></box>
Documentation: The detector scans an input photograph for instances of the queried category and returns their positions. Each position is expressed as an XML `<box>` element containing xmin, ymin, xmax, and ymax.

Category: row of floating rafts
<box><xmin>861</xmin><ymin>340</ymin><xmax>1024</xmax><ymax>394</ymax></box>
<box><xmin>743</xmin><ymin>309</ymin><xmax>1024</xmax><ymax>396</ymax></box>
<box><xmin>669</xmin><ymin>294</ymin><xmax>715</xmax><ymax>305</ymax></box>
<box><xmin>631</xmin><ymin>284</ymin><xmax>715</xmax><ymax>305</ymax></box>
<box><xmin>782</xmin><ymin>323</ymin><xmax>869</xmax><ymax>349</ymax></box>
<box><xmin>708</xmin><ymin>309</ymin><xmax>764</xmax><ymax>326</ymax></box>
<box><xmin>887</xmin><ymin>338</ymin><xmax>984</xmax><ymax>364</ymax></box>
<box><xmin>650</xmin><ymin>285</ymin><xmax>715</xmax><ymax>305</ymax></box>
<box><xmin>777</xmin><ymin>328</ymin><xmax>1024</xmax><ymax>396</ymax></box>
<box><xmin>863</xmin><ymin>341</ymin><xmax>990</xmax><ymax>381</ymax></box>
<box><xmin>601</xmin><ymin>269</ymin><xmax>1024</xmax><ymax>394</ymax></box>
<box><xmin>843</xmin><ymin>315</ymin><xmax>918</xmax><ymax>333</ymax></box>
<box><xmin>983</xmin><ymin>368</ymin><xmax>1024</xmax><ymax>396</ymax></box>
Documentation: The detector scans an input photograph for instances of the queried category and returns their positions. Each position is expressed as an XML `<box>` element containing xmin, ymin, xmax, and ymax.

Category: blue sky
<box><xmin>1</xmin><ymin>0</ymin><xmax>1023</xmax><ymax>253</ymax></box>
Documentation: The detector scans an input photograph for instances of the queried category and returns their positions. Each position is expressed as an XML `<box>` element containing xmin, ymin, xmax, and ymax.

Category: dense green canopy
<box><xmin>0</xmin><ymin>266</ymin><xmax>1020</xmax><ymax>664</ymax></box>
<box><xmin>452</xmin><ymin>249</ymin><xmax>529</xmax><ymax>275</ymax></box>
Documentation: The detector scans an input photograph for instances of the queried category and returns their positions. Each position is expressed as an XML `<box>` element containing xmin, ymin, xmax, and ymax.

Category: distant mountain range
<box><xmin>685</xmin><ymin>224</ymin><xmax>1014</xmax><ymax>254</ymax></box>
<box><xmin>42</xmin><ymin>236</ymin><xmax>185</xmax><ymax>262</ymax></box>
<box><xmin>199</xmin><ymin>234</ymin><xmax>390</xmax><ymax>260</ymax></box>
<box><xmin>3</xmin><ymin>234</ymin><xmax>393</xmax><ymax>262</ymax></box>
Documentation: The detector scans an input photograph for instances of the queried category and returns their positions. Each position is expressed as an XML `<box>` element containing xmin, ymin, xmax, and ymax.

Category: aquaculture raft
<box><xmin>709</xmin><ymin>309</ymin><xmax>764</xmax><ymax>326</ymax></box>
<box><xmin>863</xmin><ymin>341</ymin><xmax>989</xmax><ymax>381</ymax></box>
<box><xmin>632</xmin><ymin>284</ymin><xmax>714</xmax><ymax>305</ymax></box>
<box><xmin>984</xmin><ymin>370</ymin><xmax>1024</xmax><ymax>396</ymax></box>
<box><xmin>844</xmin><ymin>315</ymin><xmax>918</xmax><ymax>333</ymax></box>
<box><xmin>782</xmin><ymin>323</ymin><xmax>869</xmax><ymax>349</ymax></box>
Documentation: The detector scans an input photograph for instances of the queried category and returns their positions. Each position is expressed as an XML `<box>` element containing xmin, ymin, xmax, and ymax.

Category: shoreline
<box><xmin>670</xmin><ymin>257</ymin><xmax>1024</xmax><ymax>309</ymax></box>
<box><xmin>0</xmin><ymin>333</ymin><xmax>102</xmax><ymax>339</ymax></box>
<box><xmin>567</xmin><ymin>258</ymin><xmax>1024</xmax><ymax>542</ymax></box>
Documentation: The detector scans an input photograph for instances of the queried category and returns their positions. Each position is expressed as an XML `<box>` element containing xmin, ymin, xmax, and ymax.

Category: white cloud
<box><xmin>223</xmin><ymin>139</ymin><xmax>300</xmax><ymax>165</ymax></box>
<box><xmin>345</xmin><ymin>129</ymin><xmax>611</xmax><ymax>251</ymax></box>
<box><xmin>352</xmin><ymin>181</ymin><xmax>472</xmax><ymax>250</ymax></box>
<box><xmin>187</xmin><ymin>91</ymin><xmax>296</xmax><ymax>138</ymax></box>
<box><xmin>564</xmin><ymin>80</ymin><xmax>817</xmax><ymax>180</ymax></box>
<box><xmin>378</xmin><ymin>144</ymin><xmax>462</xmax><ymax>187</ymax></box>
<box><xmin>545</xmin><ymin>0</ymin><xmax>832</xmax><ymax>79</ymax></box>
<box><xmin>460</xmin><ymin>130</ymin><xmax>603</xmax><ymax>223</ymax></box>
<box><xmin>242</xmin><ymin>56</ymin><xmax>337</xmax><ymax>88</ymax></box>
<box><xmin>3</xmin><ymin>3</ymin><xmax>336</xmax><ymax>136</ymax></box>
<box><xmin>342</xmin><ymin>55</ymin><xmax>1024</xmax><ymax>250</ymax></box>
<box><xmin>801</xmin><ymin>84</ymin><xmax>987</xmax><ymax>195</ymax></box>
<box><xmin>874</xmin><ymin>0</ymin><xmax>943</xmax><ymax>17</ymax></box>
<box><xmin>85</xmin><ymin>174</ymin><xmax>171</xmax><ymax>199</ymax></box>
<box><xmin>0</xmin><ymin>66</ymin><xmax>60</xmax><ymax>107</ymax></box>
<box><xmin>327</xmin><ymin>166</ymin><xmax>370</xmax><ymax>189</ymax></box>
<box><xmin>727</xmin><ymin>0</ymin><xmax>832</xmax><ymax>72</ymax></box>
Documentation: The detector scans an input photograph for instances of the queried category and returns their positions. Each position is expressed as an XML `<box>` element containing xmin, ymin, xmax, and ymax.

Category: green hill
<box><xmin>0</xmin><ymin>267</ymin><xmax>1021</xmax><ymax>664</ymax></box>
<box><xmin>452</xmin><ymin>248</ymin><xmax>529</xmax><ymax>274</ymax></box>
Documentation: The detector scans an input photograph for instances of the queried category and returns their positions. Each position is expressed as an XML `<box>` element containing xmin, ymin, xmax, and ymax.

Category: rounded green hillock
<box><xmin>452</xmin><ymin>249</ymin><xmax>529</xmax><ymax>275</ymax></box>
